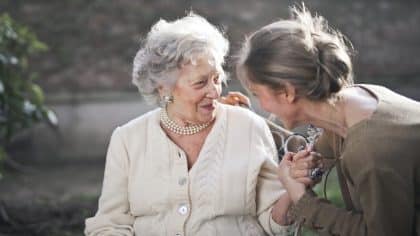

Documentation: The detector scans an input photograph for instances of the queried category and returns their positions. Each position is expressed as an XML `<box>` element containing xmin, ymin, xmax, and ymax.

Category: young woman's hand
<box><xmin>219</xmin><ymin>91</ymin><xmax>251</xmax><ymax>108</ymax></box>
<box><xmin>278</xmin><ymin>150</ymin><xmax>323</xmax><ymax>202</ymax></box>
<box><xmin>290</xmin><ymin>150</ymin><xmax>323</xmax><ymax>187</ymax></box>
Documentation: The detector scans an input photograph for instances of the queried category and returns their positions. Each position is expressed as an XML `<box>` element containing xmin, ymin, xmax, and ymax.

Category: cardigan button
<box><xmin>178</xmin><ymin>204</ymin><xmax>188</xmax><ymax>215</ymax></box>
<box><xmin>178</xmin><ymin>177</ymin><xmax>187</xmax><ymax>186</ymax></box>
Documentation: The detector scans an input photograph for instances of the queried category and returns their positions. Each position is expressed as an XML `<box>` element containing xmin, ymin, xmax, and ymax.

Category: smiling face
<box><xmin>164</xmin><ymin>56</ymin><xmax>223</xmax><ymax>125</ymax></box>
<box><xmin>249</xmin><ymin>82</ymin><xmax>302</xmax><ymax>129</ymax></box>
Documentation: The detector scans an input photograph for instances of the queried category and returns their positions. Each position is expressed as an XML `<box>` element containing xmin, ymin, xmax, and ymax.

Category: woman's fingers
<box><xmin>293</xmin><ymin>151</ymin><xmax>322</xmax><ymax>162</ymax></box>
<box><xmin>310</xmin><ymin>151</ymin><xmax>322</xmax><ymax>161</ymax></box>
<box><xmin>290</xmin><ymin>168</ymin><xmax>310</xmax><ymax>179</ymax></box>
<box><xmin>294</xmin><ymin>177</ymin><xmax>313</xmax><ymax>186</ymax></box>
<box><xmin>277</xmin><ymin>152</ymin><xmax>294</xmax><ymax>181</ymax></box>
<box><xmin>279</xmin><ymin>152</ymin><xmax>324</xmax><ymax>186</ymax></box>
<box><xmin>293</xmin><ymin>154</ymin><xmax>322</xmax><ymax>170</ymax></box>
<box><xmin>291</xmin><ymin>149</ymin><xmax>310</xmax><ymax>161</ymax></box>
<box><xmin>281</xmin><ymin>151</ymin><xmax>325</xmax><ymax>187</ymax></box>
<box><xmin>290</xmin><ymin>152</ymin><xmax>324</xmax><ymax>183</ymax></box>
<box><xmin>227</xmin><ymin>91</ymin><xmax>251</xmax><ymax>107</ymax></box>
<box><xmin>292</xmin><ymin>160</ymin><xmax>315</xmax><ymax>171</ymax></box>
<box><xmin>281</xmin><ymin>152</ymin><xmax>295</xmax><ymax>162</ymax></box>
<box><xmin>219</xmin><ymin>95</ymin><xmax>242</xmax><ymax>106</ymax></box>
<box><xmin>218</xmin><ymin>96</ymin><xmax>231</xmax><ymax>105</ymax></box>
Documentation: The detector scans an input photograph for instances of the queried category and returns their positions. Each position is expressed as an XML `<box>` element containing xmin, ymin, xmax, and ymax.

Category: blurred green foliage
<box><xmin>0</xmin><ymin>13</ymin><xmax>57</xmax><ymax>179</ymax></box>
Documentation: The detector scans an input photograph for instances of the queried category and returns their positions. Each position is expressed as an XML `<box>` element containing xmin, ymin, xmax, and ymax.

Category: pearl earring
<box><xmin>163</xmin><ymin>95</ymin><xmax>174</xmax><ymax>103</ymax></box>
<box><xmin>160</xmin><ymin>95</ymin><xmax>174</xmax><ymax>107</ymax></box>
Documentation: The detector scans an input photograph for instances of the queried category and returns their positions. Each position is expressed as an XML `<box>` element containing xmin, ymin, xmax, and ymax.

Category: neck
<box><xmin>160</xmin><ymin>106</ymin><xmax>212</xmax><ymax>136</ymax></box>
<box><xmin>300</xmin><ymin>97</ymin><xmax>348</xmax><ymax>138</ymax></box>
<box><xmin>166</xmin><ymin>104</ymin><xmax>192</xmax><ymax>126</ymax></box>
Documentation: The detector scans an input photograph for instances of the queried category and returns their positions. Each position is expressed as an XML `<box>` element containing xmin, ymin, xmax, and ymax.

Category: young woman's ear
<box><xmin>283</xmin><ymin>82</ymin><xmax>297</xmax><ymax>104</ymax></box>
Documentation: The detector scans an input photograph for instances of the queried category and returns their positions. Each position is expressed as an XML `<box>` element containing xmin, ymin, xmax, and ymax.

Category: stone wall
<box><xmin>2</xmin><ymin>0</ymin><xmax>420</xmax><ymax>161</ymax></box>
<box><xmin>2</xmin><ymin>0</ymin><xmax>420</xmax><ymax>92</ymax></box>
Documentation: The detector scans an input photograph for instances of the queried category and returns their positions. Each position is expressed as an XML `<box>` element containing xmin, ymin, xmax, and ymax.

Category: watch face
<box><xmin>284</xmin><ymin>133</ymin><xmax>308</xmax><ymax>153</ymax></box>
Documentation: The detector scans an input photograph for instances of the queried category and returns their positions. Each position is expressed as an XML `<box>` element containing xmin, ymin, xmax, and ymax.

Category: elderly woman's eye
<box><xmin>195</xmin><ymin>80</ymin><xmax>206</xmax><ymax>85</ymax></box>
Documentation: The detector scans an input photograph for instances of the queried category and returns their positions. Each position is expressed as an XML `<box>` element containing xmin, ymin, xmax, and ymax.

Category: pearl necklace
<box><xmin>160</xmin><ymin>107</ymin><xmax>211</xmax><ymax>135</ymax></box>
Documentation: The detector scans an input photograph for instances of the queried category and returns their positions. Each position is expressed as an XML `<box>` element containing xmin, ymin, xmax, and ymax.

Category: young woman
<box><xmin>236</xmin><ymin>6</ymin><xmax>420</xmax><ymax>236</ymax></box>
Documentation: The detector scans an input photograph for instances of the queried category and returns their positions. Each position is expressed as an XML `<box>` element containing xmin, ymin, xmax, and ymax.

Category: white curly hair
<box><xmin>132</xmin><ymin>12</ymin><xmax>229</xmax><ymax>105</ymax></box>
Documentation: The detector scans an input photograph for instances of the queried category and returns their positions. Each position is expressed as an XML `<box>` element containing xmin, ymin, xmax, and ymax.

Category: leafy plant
<box><xmin>0</xmin><ymin>13</ymin><xmax>57</xmax><ymax>179</ymax></box>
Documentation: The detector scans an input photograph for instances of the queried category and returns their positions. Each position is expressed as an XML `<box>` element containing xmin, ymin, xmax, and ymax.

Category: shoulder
<box><xmin>120</xmin><ymin>108</ymin><xmax>160</xmax><ymax>130</ymax></box>
<box><xmin>358</xmin><ymin>84</ymin><xmax>420</xmax><ymax>114</ymax></box>
<box><xmin>219</xmin><ymin>103</ymin><xmax>273</xmax><ymax>142</ymax></box>
<box><xmin>221</xmin><ymin>103</ymin><xmax>268</xmax><ymax>129</ymax></box>
<box><xmin>220</xmin><ymin>104</ymin><xmax>277</xmax><ymax>158</ymax></box>
<box><xmin>343</xmin><ymin>121</ymin><xmax>414</xmax><ymax>178</ymax></box>
<box><xmin>114</xmin><ymin>107</ymin><xmax>161</xmax><ymax>139</ymax></box>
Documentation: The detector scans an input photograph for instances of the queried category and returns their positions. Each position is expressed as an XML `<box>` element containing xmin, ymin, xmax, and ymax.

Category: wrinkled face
<box><xmin>248</xmin><ymin>82</ymin><xmax>300</xmax><ymax>129</ymax></box>
<box><xmin>166</xmin><ymin>56</ymin><xmax>223</xmax><ymax>124</ymax></box>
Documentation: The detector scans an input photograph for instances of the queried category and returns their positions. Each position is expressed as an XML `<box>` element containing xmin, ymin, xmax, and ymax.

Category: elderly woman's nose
<box><xmin>206</xmin><ymin>83</ymin><xmax>220</xmax><ymax>98</ymax></box>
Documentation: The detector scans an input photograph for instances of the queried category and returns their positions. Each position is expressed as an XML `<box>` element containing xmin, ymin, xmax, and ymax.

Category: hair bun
<box><xmin>236</xmin><ymin>4</ymin><xmax>354</xmax><ymax>101</ymax></box>
<box><xmin>306</xmin><ymin>38</ymin><xmax>352</xmax><ymax>99</ymax></box>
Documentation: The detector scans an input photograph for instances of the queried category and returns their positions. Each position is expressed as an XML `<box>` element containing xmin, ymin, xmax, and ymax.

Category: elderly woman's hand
<box><xmin>290</xmin><ymin>150</ymin><xmax>323</xmax><ymax>187</ymax></box>
<box><xmin>219</xmin><ymin>91</ymin><xmax>251</xmax><ymax>108</ymax></box>
<box><xmin>277</xmin><ymin>150</ymin><xmax>323</xmax><ymax>203</ymax></box>
<box><xmin>277</xmin><ymin>152</ymin><xmax>306</xmax><ymax>203</ymax></box>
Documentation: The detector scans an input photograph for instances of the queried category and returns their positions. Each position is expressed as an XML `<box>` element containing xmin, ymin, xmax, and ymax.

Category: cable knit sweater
<box><xmin>85</xmin><ymin>103</ymin><xmax>291</xmax><ymax>236</ymax></box>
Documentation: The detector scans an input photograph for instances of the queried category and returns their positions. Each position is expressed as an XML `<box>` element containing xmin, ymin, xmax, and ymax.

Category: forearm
<box><xmin>280</xmin><ymin>172</ymin><xmax>366</xmax><ymax>235</ymax></box>
<box><xmin>289</xmin><ymin>190</ymin><xmax>367</xmax><ymax>236</ymax></box>
<box><xmin>270</xmin><ymin>193</ymin><xmax>293</xmax><ymax>225</ymax></box>
<box><xmin>286</xmin><ymin>175</ymin><xmax>415</xmax><ymax>235</ymax></box>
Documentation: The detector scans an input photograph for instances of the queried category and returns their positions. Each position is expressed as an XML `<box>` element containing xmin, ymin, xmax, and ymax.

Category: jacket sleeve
<box><xmin>289</xmin><ymin>140</ymin><xmax>415</xmax><ymax>236</ymax></box>
<box><xmin>85</xmin><ymin>127</ymin><xmax>135</xmax><ymax>236</ymax></box>
<box><xmin>251</xmin><ymin>118</ymin><xmax>294</xmax><ymax>236</ymax></box>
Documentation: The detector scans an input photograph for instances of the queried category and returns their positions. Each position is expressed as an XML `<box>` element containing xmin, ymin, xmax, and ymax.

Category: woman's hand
<box><xmin>277</xmin><ymin>152</ymin><xmax>306</xmax><ymax>203</ymax></box>
<box><xmin>219</xmin><ymin>91</ymin><xmax>251</xmax><ymax>108</ymax></box>
<box><xmin>290</xmin><ymin>150</ymin><xmax>323</xmax><ymax>187</ymax></box>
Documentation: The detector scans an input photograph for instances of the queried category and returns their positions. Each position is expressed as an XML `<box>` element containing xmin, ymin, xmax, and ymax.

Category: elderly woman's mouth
<box><xmin>200</xmin><ymin>103</ymin><xmax>216</xmax><ymax>112</ymax></box>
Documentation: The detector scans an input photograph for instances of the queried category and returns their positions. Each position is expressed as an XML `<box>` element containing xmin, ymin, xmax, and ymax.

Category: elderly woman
<box><xmin>84</xmin><ymin>13</ymin><xmax>317</xmax><ymax>236</ymax></box>
<box><xmin>236</xmin><ymin>5</ymin><xmax>420</xmax><ymax>236</ymax></box>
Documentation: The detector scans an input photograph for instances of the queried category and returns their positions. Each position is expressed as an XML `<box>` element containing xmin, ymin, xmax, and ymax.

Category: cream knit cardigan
<box><xmin>85</xmin><ymin>103</ymin><xmax>290</xmax><ymax>236</ymax></box>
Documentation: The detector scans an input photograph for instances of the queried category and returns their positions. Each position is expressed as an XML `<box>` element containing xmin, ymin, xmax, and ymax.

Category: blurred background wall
<box><xmin>0</xmin><ymin>1</ymin><xmax>419</xmax><ymax>235</ymax></box>
<box><xmin>1</xmin><ymin>0</ymin><xmax>420</xmax><ymax>163</ymax></box>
